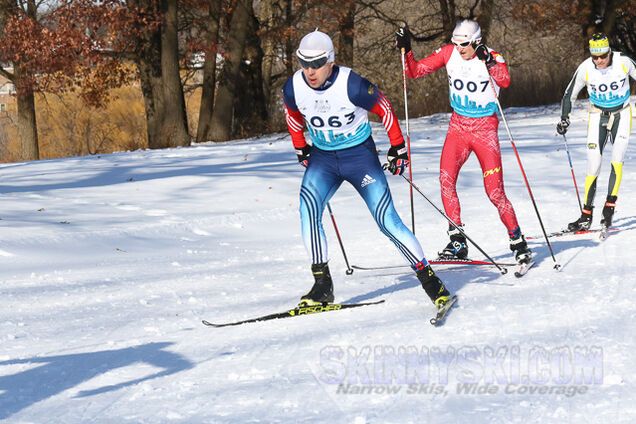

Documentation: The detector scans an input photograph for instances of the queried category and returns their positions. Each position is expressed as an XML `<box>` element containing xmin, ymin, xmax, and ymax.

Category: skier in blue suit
<box><xmin>283</xmin><ymin>30</ymin><xmax>453</xmax><ymax>311</ymax></box>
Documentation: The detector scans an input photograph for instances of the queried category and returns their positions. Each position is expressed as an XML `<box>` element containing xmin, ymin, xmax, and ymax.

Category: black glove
<box><xmin>474</xmin><ymin>43</ymin><xmax>495</xmax><ymax>67</ymax></box>
<box><xmin>296</xmin><ymin>145</ymin><xmax>311</xmax><ymax>167</ymax></box>
<box><xmin>556</xmin><ymin>118</ymin><xmax>570</xmax><ymax>135</ymax></box>
<box><xmin>387</xmin><ymin>142</ymin><xmax>409</xmax><ymax>175</ymax></box>
<box><xmin>395</xmin><ymin>26</ymin><xmax>412</xmax><ymax>53</ymax></box>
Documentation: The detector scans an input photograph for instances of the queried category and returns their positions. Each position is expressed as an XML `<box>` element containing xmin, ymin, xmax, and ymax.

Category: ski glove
<box><xmin>474</xmin><ymin>44</ymin><xmax>495</xmax><ymax>67</ymax></box>
<box><xmin>556</xmin><ymin>118</ymin><xmax>570</xmax><ymax>135</ymax></box>
<box><xmin>296</xmin><ymin>145</ymin><xmax>311</xmax><ymax>167</ymax></box>
<box><xmin>387</xmin><ymin>142</ymin><xmax>409</xmax><ymax>175</ymax></box>
<box><xmin>395</xmin><ymin>26</ymin><xmax>412</xmax><ymax>53</ymax></box>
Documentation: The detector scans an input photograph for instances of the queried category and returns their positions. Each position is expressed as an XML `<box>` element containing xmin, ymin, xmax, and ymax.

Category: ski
<box><xmin>351</xmin><ymin>258</ymin><xmax>515</xmax><ymax>272</ymax></box>
<box><xmin>430</xmin><ymin>295</ymin><xmax>458</xmax><ymax>326</ymax></box>
<box><xmin>527</xmin><ymin>227</ymin><xmax>619</xmax><ymax>240</ymax></box>
<box><xmin>202</xmin><ymin>299</ymin><xmax>385</xmax><ymax>328</ymax></box>
<box><xmin>514</xmin><ymin>259</ymin><xmax>536</xmax><ymax>277</ymax></box>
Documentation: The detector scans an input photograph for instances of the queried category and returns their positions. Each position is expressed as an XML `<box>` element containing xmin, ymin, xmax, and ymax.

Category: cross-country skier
<box><xmin>395</xmin><ymin>20</ymin><xmax>532</xmax><ymax>265</ymax></box>
<box><xmin>283</xmin><ymin>30</ymin><xmax>452</xmax><ymax>311</ymax></box>
<box><xmin>557</xmin><ymin>33</ymin><xmax>636</xmax><ymax>231</ymax></box>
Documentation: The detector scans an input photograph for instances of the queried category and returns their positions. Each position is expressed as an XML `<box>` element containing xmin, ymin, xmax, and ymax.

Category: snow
<box><xmin>1</xmin><ymin>100</ymin><xmax>635</xmax><ymax>423</ymax></box>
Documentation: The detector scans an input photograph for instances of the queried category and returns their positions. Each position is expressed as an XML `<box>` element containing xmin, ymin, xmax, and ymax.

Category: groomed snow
<box><xmin>1</xmin><ymin>100</ymin><xmax>634</xmax><ymax>423</ymax></box>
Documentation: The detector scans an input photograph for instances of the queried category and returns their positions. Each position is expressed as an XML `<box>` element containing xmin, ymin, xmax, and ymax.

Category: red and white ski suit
<box><xmin>405</xmin><ymin>44</ymin><xmax>520</xmax><ymax>236</ymax></box>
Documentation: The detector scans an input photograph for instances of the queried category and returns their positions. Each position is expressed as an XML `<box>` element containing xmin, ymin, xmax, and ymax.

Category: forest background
<box><xmin>0</xmin><ymin>0</ymin><xmax>634</xmax><ymax>163</ymax></box>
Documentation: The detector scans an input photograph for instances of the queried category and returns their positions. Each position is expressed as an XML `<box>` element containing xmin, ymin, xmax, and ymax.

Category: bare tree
<box><xmin>195</xmin><ymin>0</ymin><xmax>223</xmax><ymax>143</ymax></box>
<box><xmin>209</xmin><ymin>0</ymin><xmax>252</xmax><ymax>141</ymax></box>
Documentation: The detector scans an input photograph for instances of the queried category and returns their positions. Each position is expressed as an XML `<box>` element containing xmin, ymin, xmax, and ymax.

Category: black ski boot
<box><xmin>439</xmin><ymin>225</ymin><xmax>468</xmax><ymax>259</ymax></box>
<box><xmin>567</xmin><ymin>207</ymin><xmax>593</xmax><ymax>231</ymax></box>
<box><xmin>416</xmin><ymin>265</ymin><xmax>451</xmax><ymax>309</ymax></box>
<box><xmin>510</xmin><ymin>234</ymin><xmax>532</xmax><ymax>265</ymax></box>
<box><xmin>601</xmin><ymin>195</ymin><xmax>617</xmax><ymax>228</ymax></box>
<box><xmin>299</xmin><ymin>262</ymin><xmax>334</xmax><ymax>306</ymax></box>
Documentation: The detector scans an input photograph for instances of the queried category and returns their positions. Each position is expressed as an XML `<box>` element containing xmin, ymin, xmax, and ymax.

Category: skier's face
<box><xmin>591</xmin><ymin>53</ymin><xmax>610</xmax><ymax>69</ymax></box>
<box><xmin>302</xmin><ymin>62</ymin><xmax>334</xmax><ymax>88</ymax></box>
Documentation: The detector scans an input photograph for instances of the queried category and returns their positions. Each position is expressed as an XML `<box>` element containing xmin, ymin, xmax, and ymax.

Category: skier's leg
<box><xmin>602</xmin><ymin>107</ymin><xmax>631</xmax><ymax>226</ymax></box>
<box><xmin>471</xmin><ymin>116</ymin><xmax>530</xmax><ymax>262</ymax></box>
<box><xmin>346</xmin><ymin>142</ymin><xmax>427</xmax><ymax>268</ymax></box>
<box><xmin>568</xmin><ymin>112</ymin><xmax>605</xmax><ymax>230</ymax></box>
<box><xmin>439</xmin><ymin>118</ymin><xmax>471</xmax><ymax>226</ymax></box>
<box><xmin>437</xmin><ymin>117</ymin><xmax>472</xmax><ymax>258</ymax></box>
<box><xmin>583</xmin><ymin>112</ymin><xmax>607</xmax><ymax>207</ymax></box>
<box><xmin>299</xmin><ymin>149</ymin><xmax>342</xmax><ymax>265</ymax></box>
<box><xmin>471</xmin><ymin>118</ymin><xmax>520</xmax><ymax>236</ymax></box>
<box><xmin>298</xmin><ymin>149</ymin><xmax>343</xmax><ymax>305</ymax></box>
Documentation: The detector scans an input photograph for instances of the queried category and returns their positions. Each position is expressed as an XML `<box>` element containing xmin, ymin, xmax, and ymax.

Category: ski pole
<box><xmin>399</xmin><ymin>174</ymin><xmax>507</xmax><ymax>275</ymax></box>
<box><xmin>486</xmin><ymin>74</ymin><xmax>560</xmax><ymax>270</ymax></box>
<box><xmin>561</xmin><ymin>133</ymin><xmax>583</xmax><ymax>212</ymax></box>
<box><xmin>326</xmin><ymin>202</ymin><xmax>354</xmax><ymax>275</ymax></box>
<box><xmin>400</xmin><ymin>47</ymin><xmax>416</xmax><ymax>234</ymax></box>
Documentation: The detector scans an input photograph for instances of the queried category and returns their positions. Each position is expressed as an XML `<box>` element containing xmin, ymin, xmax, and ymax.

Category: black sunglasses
<box><xmin>592</xmin><ymin>53</ymin><xmax>609</xmax><ymax>60</ymax></box>
<box><xmin>298</xmin><ymin>56</ymin><xmax>329</xmax><ymax>69</ymax></box>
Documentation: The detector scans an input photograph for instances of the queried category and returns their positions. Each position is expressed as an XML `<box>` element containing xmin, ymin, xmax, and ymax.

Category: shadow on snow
<box><xmin>0</xmin><ymin>342</ymin><xmax>194</xmax><ymax>420</ymax></box>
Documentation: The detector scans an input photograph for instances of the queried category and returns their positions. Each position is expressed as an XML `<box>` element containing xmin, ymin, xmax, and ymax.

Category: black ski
<box><xmin>202</xmin><ymin>299</ymin><xmax>385</xmax><ymax>327</ymax></box>
<box><xmin>430</xmin><ymin>295</ymin><xmax>458</xmax><ymax>326</ymax></box>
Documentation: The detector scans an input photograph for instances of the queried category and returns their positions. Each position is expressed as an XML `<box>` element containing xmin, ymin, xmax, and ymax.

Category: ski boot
<box><xmin>601</xmin><ymin>195</ymin><xmax>617</xmax><ymax>228</ymax></box>
<box><xmin>299</xmin><ymin>262</ymin><xmax>334</xmax><ymax>306</ymax></box>
<box><xmin>567</xmin><ymin>207</ymin><xmax>593</xmax><ymax>231</ymax></box>
<box><xmin>439</xmin><ymin>225</ymin><xmax>468</xmax><ymax>259</ymax></box>
<box><xmin>510</xmin><ymin>234</ymin><xmax>532</xmax><ymax>265</ymax></box>
<box><xmin>416</xmin><ymin>265</ymin><xmax>451</xmax><ymax>309</ymax></box>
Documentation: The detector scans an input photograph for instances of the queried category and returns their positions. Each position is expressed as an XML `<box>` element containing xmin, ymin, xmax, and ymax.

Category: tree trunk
<box><xmin>337</xmin><ymin>1</ymin><xmax>355</xmax><ymax>68</ymax></box>
<box><xmin>258</xmin><ymin>0</ymin><xmax>280</xmax><ymax>109</ymax></box>
<box><xmin>476</xmin><ymin>0</ymin><xmax>495</xmax><ymax>41</ymax></box>
<box><xmin>209</xmin><ymin>0</ymin><xmax>251</xmax><ymax>141</ymax></box>
<box><xmin>438</xmin><ymin>0</ymin><xmax>456</xmax><ymax>35</ymax></box>
<box><xmin>157</xmin><ymin>0</ymin><xmax>189</xmax><ymax>148</ymax></box>
<box><xmin>136</xmin><ymin>0</ymin><xmax>190</xmax><ymax>149</ymax></box>
<box><xmin>195</xmin><ymin>0</ymin><xmax>222</xmax><ymax>143</ymax></box>
<box><xmin>14</xmin><ymin>65</ymin><xmax>39</xmax><ymax>161</ymax></box>
<box><xmin>284</xmin><ymin>0</ymin><xmax>294</xmax><ymax>79</ymax></box>
<box><xmin>234</xmin><ymin>7</ymin><xmax>267</xmax><ymax>137</ymax></box>
<box><xmin>136</xmin><ymin>16</ymin><xmax>163</xmax><ymax>149</ymax></box>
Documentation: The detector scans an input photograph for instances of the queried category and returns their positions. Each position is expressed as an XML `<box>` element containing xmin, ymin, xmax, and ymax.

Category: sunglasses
<box><xmin>298</xmin><ymin>56</ymin><xmax>329</xmax><ymax>69</ymax></box>
<box><xmin>592</xmin><ymin>53</ymin><xmax>609</xmax><ymax>60</ymax></box>
<box><xmin>452</xmin><ymin>40</ymin><xmax>472</xmax><ymax>48</ymax></box>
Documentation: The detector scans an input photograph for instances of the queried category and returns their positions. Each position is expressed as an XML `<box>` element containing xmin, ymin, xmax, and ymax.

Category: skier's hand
<box><xmin>556</xmin><ymin>118</ymin><xmax>570</xmax><ymax>135</ymax></box>
<box><xmin>474</xmin><ymin>43</ymin><xmax>495</xmax><ymax>67</ymax></box>
<box><xmin>296</xmin><ymin>145</ymin><xmax>311</xmax><ymax>167</ymax></box>
<box><xmin>386</xmin><ymin>142</ymin><xmax>409</xmax><ymax>175</ymax></box>
<box><xmin>395</xmin><ymin>25</ymin><xmax>412</xmax><ymax>53</ymax></box>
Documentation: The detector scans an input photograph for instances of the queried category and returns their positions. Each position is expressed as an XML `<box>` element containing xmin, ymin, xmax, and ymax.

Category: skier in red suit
<box><xmin>396</xmin><ymin>19</ymin><xmax>532</xmax><ymax>265</ymax></box>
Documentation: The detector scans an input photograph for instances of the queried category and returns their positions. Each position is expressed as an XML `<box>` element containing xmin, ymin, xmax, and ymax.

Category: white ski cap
<box><xmin>452</xmin><ymin>19</ymin><xmax>482</xmax><ymax>44</ymax></box>
<box><xmin>296</xmin><ymin>30</ymin><xmax>335</xmax><ymax>63</ymax></box>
